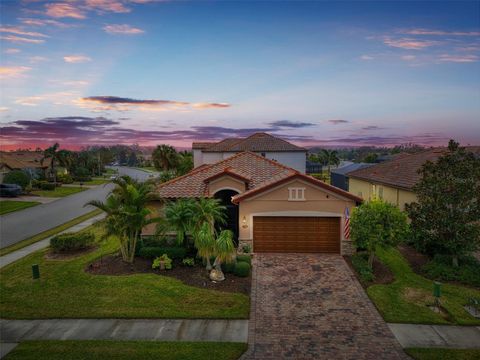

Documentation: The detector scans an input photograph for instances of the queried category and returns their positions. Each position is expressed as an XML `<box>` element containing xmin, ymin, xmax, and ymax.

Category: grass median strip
<box><xmin>405</xmin><ymin>348</ymin><xmax>480</xmax><ymax>360</ymax></box>
<box><xmin>0</xmin><ymin>201</ymin><xmax>40</xmax><ymax>215</ymax></box>
<box><xmin>0</xmin><ymin>209</ymin><xmax>102</xmax><ymax>257</ymax></box>
<box><xmin>31</xmin><ymin>186</ymin><xmax>86</xmax><ymax>198</ymax></box>
<box><xmin>4</xmin><ymin>340</ymin><xmax>247</xmax><ymax>360</ymax></box>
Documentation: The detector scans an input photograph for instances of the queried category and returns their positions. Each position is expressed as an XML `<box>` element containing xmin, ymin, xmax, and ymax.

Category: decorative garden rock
<box><xmin>209</xmin><ymin>269</ymin><xmax>225</xmax><ymax>282</ymax></box>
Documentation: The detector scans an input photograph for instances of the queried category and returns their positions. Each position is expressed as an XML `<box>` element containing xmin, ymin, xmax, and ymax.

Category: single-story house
<box><xmin>0</xmin><ymin>153</ymin><xmax>29</xmax><ymax>183</ymax></box>
<box><xmin>192</xmin><ymin>132</ymin><xmax>307</xmax><ymax>173</ymax></box>
<box><xmin>330</xmin><ymin>163</ymin><xmax>374</xmax><ymax>191</ymax></box>
<box><xmin>347</xmin><ymin>147</ymin><xmax>480</xmax><ymax>210</ymax></box>
<box><xmin>149</xmin><ymin>151</ymin><xmax>362</xmax><ymax>255</ymax></box>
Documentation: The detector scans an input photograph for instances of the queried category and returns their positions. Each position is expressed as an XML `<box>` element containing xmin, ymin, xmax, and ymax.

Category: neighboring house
<box><xmin>148</xmin><ymin>151</ymin><xmax>362</xmax><ymax>255</ymax></box>
<box><xmin>192</xmin><ymin>132</ymin><xmax>307</xmax><ymax>173</ymax></box>
<box><xmin>330</xmin><ymin>163</ymin><xmax>374</xmax><ymax>191</ymax></box>
<box><xmin>6</xmin><ymin>151</ymin><xmax>53</xmax><ymax>178</ymax></box>
<box><xmin>348</xmin><ymin>147</ymin><xmax>480</xmax><ymax>210</ymax></box>
<box><xmin>0</xmin><ymin>153</ymin><xmax>30</xmax><ymax>183</ymax></box>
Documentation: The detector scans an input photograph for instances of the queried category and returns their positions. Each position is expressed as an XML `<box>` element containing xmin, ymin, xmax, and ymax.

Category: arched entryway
<box><xmin>214</xmin><ymin>189</ymin><xmax>239</xmax><ymax>245</ymax></box>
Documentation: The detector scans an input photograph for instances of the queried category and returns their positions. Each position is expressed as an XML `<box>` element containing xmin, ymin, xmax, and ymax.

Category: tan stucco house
<box><xmin>192</xmin><ymin>132</ymin><xmax>307</xmax><ymax>173</ymax></box>
<box><xmin>151</xmin><ymin>151</ymin><xmax>362</xmax><ymax>255</ymax></box>
<box><xmin>347</xmin><ymin>147</ymin><xmax>480</xmax><ymax>211</ymax></box>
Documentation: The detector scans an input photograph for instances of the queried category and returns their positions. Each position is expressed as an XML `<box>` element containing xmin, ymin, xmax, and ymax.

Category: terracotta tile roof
<box><xmin>203</xmin><ymin>167</ymin><xmax>251</xmax><ymax>184</ymax></box>
<box><xmin>156</xmin><ymin>151</ymin><xmax>361</xmax><ymax>202</ymax></box>
<box><xmin>192</xmin><ymin>142</ymin><xmax>215</xmax><ymax>150</ymax></box>
<box><xmin>8</xmin><ymin>151</ymin><xmax>51</xmax><ymax>168</ymax></box>
<box><xmin>348</xmin><ymin>146</ymin><xmax>480</xmax><ymax>190</ymax></box>
<box><xmin>156</xmin><ymin>151</ymin><xmax>294</xmax><ymax>198</ymax></box>
<box><xmin>0</xmin><ymin>153</ymin><xmax>29</xmax><ymax>170</ymax></box>
<box><xmin>232</xmin><ymin>172</ymin><xmax>363</xmax><ymax>203</ymax></box>
<box><xmin>199</xmin><ymin>132</ymin><xmax>306</xmax><ymax>152</ymax></box>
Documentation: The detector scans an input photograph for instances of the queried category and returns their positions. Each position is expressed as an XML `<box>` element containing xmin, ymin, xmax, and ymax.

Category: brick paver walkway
<box><xmin>243</xmin><ymin>254</ymin><xmax>408</xmax><ymax>359</ymax></box>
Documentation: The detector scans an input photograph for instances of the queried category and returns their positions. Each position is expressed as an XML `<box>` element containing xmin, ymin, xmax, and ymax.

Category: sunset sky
<box><xmin>1</xmin><ymin>0</ymin><xmax>479</xmax><ymax>150</ymax></box>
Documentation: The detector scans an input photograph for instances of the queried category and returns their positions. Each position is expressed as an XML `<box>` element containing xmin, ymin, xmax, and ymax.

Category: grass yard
<box><xmin>31</xmin><ymin>186</ymin><xmax>86</xmax><ymax>198</ymax></box>
<box><xmin>0</xmin><ymin>210</ymin><xmax>102</xmax><ymax>256</ymax></box>
<box><xmin>0</xmin><ymin>224</ymin><xmax>249</xmax><ymax>319</ymax></box>
<box><xmin>405</xmin><ymin>348</ymin><xmax>480</xmax><ymax>360</ymax></box>
<box><xmin>367</xmin><ymin>247</ymin><xmax>480</xmax><ymax>325</ymax></box>
<box><xmin>73</xmin><ymin>178</ymin><xmax>110</xmax><ymax>186</ymax></box>
<box><xmin>0</xmin><ymin>200</ymin><xmax>40</xmax><ymax>215</ymax></box>
<box><xmin>4</xmin><ymin>341</ymin><xmax>247</xmax><ymax>360</ymax></box>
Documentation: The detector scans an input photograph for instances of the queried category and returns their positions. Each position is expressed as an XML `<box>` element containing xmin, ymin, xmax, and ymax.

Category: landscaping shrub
<box><xmin>58</xmin><ymin>173</ymin><xmax>73</xmax><ymax>184</ymax></box>
<box><xmin>236</xmin><ymin>255</ymin><xmax>251</xmax><ymax>265</ymax></box>
<box><xmin>138</xmin><ymin>246</ymin><xmax>186</xmax><ymax>259</ymax></box>
<box><xmin>351</xmin><ymin>253</ymin><xmax>374</xmax><ymax>283</ymax></box>
<box><xmin>241</xmin><ymin>244</ymin><xmax>251</xmax><ymax>254</ymax></box>
<box><xmin>422</xmin><ymin>255</ymin><xmax>480</xmax><ymax>287</ymax></box>
<box><xmin>39</xmin><ymin>182</ymin><xmax>56</xmax><ymax>190</ymax></box>
<box><xmin>3</xmin><ymin>170</ymin><xmax>30</xmax><ymax>189</ymax></box>
<box><xmin>182</xmin><ymin>257</ymin><xmax>195</xmax><ymax>267</ymax></box>
<box><xmin>50</xmin><ymin>232</ymin><xmax>95</xmax><ymax>252</ymax></box>
<box><xmin>152</xmin><ymin>254</ymin><xmax>173</xmax><ymax>270</ymax></box>
<box><xmin>222</xmin><ymin>262</ymin><xmax>236</xmax><ymax>273</ymax></box>
<box><xmin>234</xmin><ymin>261</ymin><xmax>251</xmax><ymax>277</ymax></box>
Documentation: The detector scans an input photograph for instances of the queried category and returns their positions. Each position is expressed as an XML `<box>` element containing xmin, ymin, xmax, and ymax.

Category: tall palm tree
<box><xmin>320</xmin><ymin>149</ymin><xmax>340</xmax><ymax>176</ymax></box>
<box><xmin>212</xmin><ymin>230</ymin><xmax>235</xmax><ymax>273</ymax></box>
<box><xmin>43</xmin><ymin>143</ymin><xmax>60</xmax><ymax>184</ymax></box>
<box><xmin>191</xmin><ymin>198</ymin><xmax>227</xmax><ymax>270</ymax></box>
<box><xmin>152</xmin><ymin>144</ymin><xmax>178</xmax><ymax>171</ymax></box>
<box><xmin>86</xmin><ymin>176</ymin><xmax>160</xmax><ymax>263</ymax></box>
<box><xmin>177</xmin><ymin>151</ymin><xmax>193</xmax><ymax>175</ymax></box>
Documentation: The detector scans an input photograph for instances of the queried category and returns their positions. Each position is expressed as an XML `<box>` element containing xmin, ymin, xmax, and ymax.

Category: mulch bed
<box><xmin>45</xmin><ymin>246</ymin><xmax>98</xmax><ymax>260</ymax></box>
<box><xmin>344</xmin><ymin>255</ymin><xmax>394</xmax><ymax>288</ymax></box>
<box><xmin>397</xmin><ymin>244</ymin><xmax>430</xmax><ymax>274</ymax></box>
<box><xmin>86</xmin><ymin>254</ymin><xmax>251</xmax><ymax>295</ymax></box>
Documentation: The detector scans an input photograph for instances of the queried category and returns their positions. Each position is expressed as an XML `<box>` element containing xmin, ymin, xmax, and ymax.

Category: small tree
<box><xmin>3</xmin><ymin>170</ymin><xmax>30</xmax><ymax>189</ymax></box>
<box><xmin>351</xmin><ymin>199</ymin><xmax>409</xmax><ymax>268</ymax></box>
<box><xmin>165</xmin><ymin>198</ymin><xmax>196</xmax><ymax>247</ymax></box>
<box><xmin>406</xmin><ymin>140</ymin><xmax>480</xmax><ymax>267</ymax></box>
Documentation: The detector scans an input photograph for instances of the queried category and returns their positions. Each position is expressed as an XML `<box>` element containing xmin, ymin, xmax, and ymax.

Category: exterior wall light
<box><xmin>242</xmin><ymin>216</ymin><xmax>248</xmax><ymax>228</ymax></box>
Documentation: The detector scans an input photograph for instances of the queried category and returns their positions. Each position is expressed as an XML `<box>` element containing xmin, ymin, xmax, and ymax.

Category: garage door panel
<box><xmin>253</xmin><ymin>216</ymin><xmax>340</xmax><ymax>253</ymax></box>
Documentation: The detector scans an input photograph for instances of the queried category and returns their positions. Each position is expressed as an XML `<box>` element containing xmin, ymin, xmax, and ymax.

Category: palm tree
<box><xmin>165</xmin><ymin>198</ymin><xmax>196</xmax><ymax>247</ymax></box>
<box><xmin>86</xmin><ymin>176</ymin><xmax>160</xmax><ymax>263</ymax></box>
<box><xmin>43</xmin><ymin>143</ymin><xmax>60</xmax><ymax>184</ymax></box>
<box><xmin>212</xmin><ymin>230</ymin><xmax>235</xmax><ymax>273</ymax></box>
<box><xmin>320</xmin><ymin>149</ymin><xmax>340</xmax><ymax>176</ymax></box>
<box><xmin>152</xmin><ymin>144</ymin><xmax>178</xmax><ymax>171</ymax></box>
<box><xmin>177</xmin><ymin>151</ymin><xmax>193</xmax><ymax>175</ymax></box>
<box><xmin>191</xmin><ymin>198</ymin><xmax>227</xmax><ymax>270</ymax></box>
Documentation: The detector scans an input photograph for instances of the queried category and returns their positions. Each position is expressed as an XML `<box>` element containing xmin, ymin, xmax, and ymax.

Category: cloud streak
<box><xmin>383</xmin><ymin>37</ymin><xmax>440</xmax><ymax>50</ymax></box>
<box><xmin>64</xmin><ymin>55</ymin><xmax>92</xmax><ymax>63</ymax></box>
<box><xmin>79</xmin><ymin>96</ymin><xmax>231</xmax><ymax>111</ymax></box>
<box><xmin>45</xmin><ymin>3</ymin><xmax>87</xmax><ymax>19</ymax></box>
<box><xmin>0</xmin><ymin>26</ymin><xmax>49</xmax><ymax>38</ymax></box>
<box><xmin>401</xmin><ymin>28</ymin><xmax>480</xmax><ymax>36</ymax></box>
<box><xmin>103</xmin><ymin>24</ymin><xmax>145</xmax><ymax>35</ymax></box>
<box><xmin>0</xmin><ymin>66</ymin><xmax>31</xmax><ymax>79</ymax></box>
<box><xmin>0</xmin><ymin>35</ymin><xmax>45</xmax><ymax>44</ymax></box>
<box><xmin>268</xmin><ymin>120</ymin><xmax>314</xmax><ymax>128</ymax></box>
<box><xmin>327</xmin><ymin>119</ymin><xmax>349</xmax><ymax>125</ymax></box>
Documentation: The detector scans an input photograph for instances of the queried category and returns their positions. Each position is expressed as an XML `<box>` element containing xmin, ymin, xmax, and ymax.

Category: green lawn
<box><xmin>4</xmin><ymin>341</ymin><xmax>247</xmax><ymax>360</ymax></box>
<box><xmin>0</xmin><ymin>200</ymin><xmax>40</xmax><ymax>215</ymax></box>
<box><xmin>73</xmin><ymin>178</ymin><xmax>110</xmax><ymax>186</ymax></box>
<box><xmin>0</xmin><ymin>225</ymin><xmax>249</xmax><ymax>319</ymax></box>
<box><xmin>31</xmin><ymin>186</ymin><xmax>86</xmax><ymax>198</ymax></box>
<box><xmin>0</xmin><ymin>210</ymin><xmax>102</xmax><ymax>256</ymax></box>
<box><xmin>367</xmin><ymin>247</ymin><xmax>480</xmax><ymax>325</ymax></box>
<box><xmin>405</xmin><ymin>348</ymin><xmax>480</xmax><ymax>360</ymax></box>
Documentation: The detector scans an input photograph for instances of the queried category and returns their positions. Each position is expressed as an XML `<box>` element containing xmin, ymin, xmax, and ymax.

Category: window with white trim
<box><xmin>288</xmin><ymin>187</ymin><xmax>305</xmax><ymax>201</ymax></box>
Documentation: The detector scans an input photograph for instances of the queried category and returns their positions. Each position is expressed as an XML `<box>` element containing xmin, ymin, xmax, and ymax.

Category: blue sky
<box><xmin>1</xmin><ymin>0</ymin><xmax>479</xmax><ymax>149</ymax></box>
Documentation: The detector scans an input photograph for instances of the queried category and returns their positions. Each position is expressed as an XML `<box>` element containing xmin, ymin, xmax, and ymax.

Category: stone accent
<box><xmin>237</xmin><ymin>239</ymin><xmax>253</xmax><ymax>254</ymax></box>
<box><xmin>341</xmin><ymin>239</ymin><xmax>355</xmax><ymax>255</ymax></box>
<box><xmin>241</xmin><ymin>254</ymin><xmax>408</xmax><ymax>359</ymax></box>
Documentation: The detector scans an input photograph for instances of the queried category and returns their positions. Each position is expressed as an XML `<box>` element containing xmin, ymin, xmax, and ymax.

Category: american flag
<box><xmin>344</xmin><ymin>207</ymin><xmax>350</xmax><ymax>239</ymax></box>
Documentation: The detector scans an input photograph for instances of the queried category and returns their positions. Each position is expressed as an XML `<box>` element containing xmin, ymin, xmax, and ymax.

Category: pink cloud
<box><xmin>84</xmin><ymin>0</ymin><xmax>131</xmax><ymax>13</ymax></box>
<box><xmin>0</xmin><ymin>66</ymin><xmax>31</xmax><ymax>79</ymax></box>
<box><xmin>384</xmin><ymin>37</ymin><xmax>440</xmax><ymax>50</ymax></box>
<box><xmin>45</xmin><ymin>3</ymin><xmax>87</xmax><ymax>19</ymax></box>
<box><xmin>402</xmin><ymin>28</ymin><xmax>480</xmax><ymax>36</ymax></box>
<box><xmin>438</xmin><ymin>54</ymin><xmax>479</xmax><ymax>63</ymax></box>
<box><xmin>4</xmin><ymin>48</ymin><xmax>21</xmax><ymax>54</ymax></box>
<box><xmin>63</xmin><ymin>55</ymin><xmax>92</xmax><ymax>63</ymax></box>
<box><xmin>0</xmin><ymin>35</ymin><xmax>45</xmax><ymax>44</ymax></box>
<box><xmin>20</xmin><ymin>18</ymin><xmax>73</xmax><ymax>28</ymax></box>
<box><xmin>103</xmin><ymin>24</ymin><xmax>145</xmax><ymax>35</ymax></box>
<box><xmin>0</xmin><ymin>26</ymin><xmax>49</xmax><ymax>38</ymax></box>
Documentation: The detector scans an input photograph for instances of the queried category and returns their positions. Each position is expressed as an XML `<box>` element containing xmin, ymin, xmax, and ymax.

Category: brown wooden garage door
<box><xmin>253</xmin><ymin>216</ymin><xmax>340</xmax><ymax>253</ymax></box>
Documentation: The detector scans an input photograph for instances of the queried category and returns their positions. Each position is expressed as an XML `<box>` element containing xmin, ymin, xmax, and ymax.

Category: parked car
<box><xmin>0</xmin><ymin>183</ymin><xmax>22</xmax><ymax>197</ymax></box>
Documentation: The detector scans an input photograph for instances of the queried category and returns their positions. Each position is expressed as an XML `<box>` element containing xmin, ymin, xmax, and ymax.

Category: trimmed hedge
<box><xmin>50</xmin><ymin>232</ymin><xmax>95</xmax><ymax>252</ymax></box>
<box><xmin>138</xmin><ymin>246</ymin><xmax>187</xmax><ymax>260</ymax></box>
<box><xmin>234</xmin><ymin>262</ymin><xmax>251</xmax><ymax>277</ymax></box>
<box><xmin>236</xmin><ymin>255</ymin><xmax>251</xmax><ymax>265</ymax></box>
<box><xmin>222</xmin><ymin>262</ymin><xmax>236</xmax><ymax>274</ymax></box>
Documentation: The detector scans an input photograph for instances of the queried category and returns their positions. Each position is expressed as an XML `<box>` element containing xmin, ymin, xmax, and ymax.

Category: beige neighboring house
<box><xmin>0</xmin><ymin>151</ymin><xmax>52</xmax><ymax>182</ymax></box>
<box><xmin>192</xmin><ymin>132</ymin><xmax>307</xmax><ymax>173</ymax></box>
<box><xmin>347</xmin><ymin>147</ymin><xmax>480</xmax><ymax>211</ymax></box>
<box><xmin>148</xmin><ymin>151</ymin><xmax>362</xmax><ymax>255</ymax></box>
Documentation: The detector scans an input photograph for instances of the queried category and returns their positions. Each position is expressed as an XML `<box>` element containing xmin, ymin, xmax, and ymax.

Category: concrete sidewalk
<box><xmin>0</xmin><ymin>319</ymin><xmax>248</xmax><ymax>343</ymax></box>
<box><xmin>0</xmin><ymin>213</ymin><xmax>105</xmax><ymax>269</ymax></box>
<box><xmin>388</xmin><ymin>323</ymin><xmax>480</xmax><ymax>349</ymax></box>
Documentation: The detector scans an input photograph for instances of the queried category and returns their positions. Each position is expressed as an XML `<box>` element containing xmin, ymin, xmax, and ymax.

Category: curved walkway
<box><xmin>243</xmin><ymin>253</ymin><xmax>408</xmax><ymax>359</ymax></box>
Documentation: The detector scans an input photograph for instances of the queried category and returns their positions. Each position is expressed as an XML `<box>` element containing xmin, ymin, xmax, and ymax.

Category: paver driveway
<box><xmin>243</xmin><ymin>254</ymin><xmax>408</xmax><ymax>359</ymax></box>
